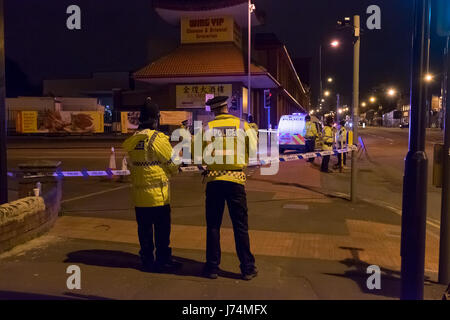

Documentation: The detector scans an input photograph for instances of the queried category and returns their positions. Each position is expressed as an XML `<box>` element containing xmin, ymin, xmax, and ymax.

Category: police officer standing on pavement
<box><xmin>335</xmin><ymin>120</ymin><xmax>348</xmax><ymax>170</ymax></box>
<box><xmin>321</xmin><ymin>116</ymin><xmax>335</xmax><ymax>173</ymax></box>
<box><xmin>123</xmin><ymin>98</ymin><xmax>181</xmax><ymax>273</ymax></box>
<box><xmin>304</xmin><ymin>115</ymin><xmax>318</xmax><ymax>163</ymax></box>
<box><xmin>196</xmin><ymin>96</ymin><xmax>258</xmax><ymax>280</ymax></box>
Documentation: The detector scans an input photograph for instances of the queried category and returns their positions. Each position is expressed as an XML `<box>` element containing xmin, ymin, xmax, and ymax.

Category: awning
<box><xmin>134</xmin><ymin>43</ymin><xmax>279</xmax><ymax>89</ymax></box>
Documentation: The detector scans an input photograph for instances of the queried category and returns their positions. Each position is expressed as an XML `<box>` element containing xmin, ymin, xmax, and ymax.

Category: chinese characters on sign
<box><xmin>176</xmin><ymin>84</ymin><xmax>232</xmax><ymax>108</ymax></box>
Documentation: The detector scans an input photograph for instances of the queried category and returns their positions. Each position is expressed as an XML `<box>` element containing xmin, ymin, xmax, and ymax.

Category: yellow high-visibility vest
<box><xmin>193</xmin><ymin>114</ymin><xmax>258</xmax><ymax>185</ymax></box>
<box><xmin>123</xmin><ymin>129</ymin><xmax>178</xmax><ymax>207</ymax></box>
<box><xmin>322</xmin><ymin>125</ymin><xmax>334</xmax><ymax>151</ymax></box>
<box><xmin>305</xmin><ymin>121</ymin><xmax>318</xmax><ymax>138</ymax></box>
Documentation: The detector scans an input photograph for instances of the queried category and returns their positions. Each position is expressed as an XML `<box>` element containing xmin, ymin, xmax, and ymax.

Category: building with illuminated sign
<box><xmin>131</xmin><ymin>0</ymin><xmax>310</xmax><ymax>129</ymax></box>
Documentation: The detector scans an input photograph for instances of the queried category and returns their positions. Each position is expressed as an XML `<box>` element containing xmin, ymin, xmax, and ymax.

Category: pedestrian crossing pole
<box><xmin>0</xmin><ymin>0</ymin><xmax>7</xmax><ymax>205</ymax></box>
<box><xmin>350</xmin><ymin>16</ymin><xmax>360</xmax><ymax>202</ymax></box>
<box><xmin>401</xmin><ymin>0</ymin><xmax>430</xmax><ymax>300</ymax></box>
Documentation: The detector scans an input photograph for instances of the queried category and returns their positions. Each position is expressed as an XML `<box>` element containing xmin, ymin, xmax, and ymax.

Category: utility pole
<box><xmin>336</xmin><ymin>93</ymin><xmax>340</xmax><ymax>123</ymax></box>
<box><xmin>400</xmin><ymin>0</ymin><xmax>430</xmax><ymax>300</ymax></box>
<box><xmin>350</xmin><ymin>15</ymin><xmax>360</xmax><ymax>202</ymax></box>
<box><xmin>0</xmin><ymin>0</ymin><xmax>7</xmax><ymax>205</ymax></box>
<box><xmin>319</xmin><ymin>44</ymin><xmax>323</xmax><ymax>107</ymax></box>
<box><xmin>247</xmin><ymin>0</ymin><xmax>253</xmax><ymax>119</ymax></box>
<box><xmin>436</xmin><ymin>0</ymin><xmax>450</xmax><ymax>285</ymax></box>
<box><xmin>439</xmin><ymin>35</ymin><xmax>450</xmax><ymax>285</ymax></box>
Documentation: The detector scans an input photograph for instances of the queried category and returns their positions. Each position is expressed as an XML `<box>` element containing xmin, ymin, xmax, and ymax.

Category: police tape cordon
<box><xmin>8</xmin><ymin>145</ymin><xmax>357</xmax><ymax>178</ymax></box>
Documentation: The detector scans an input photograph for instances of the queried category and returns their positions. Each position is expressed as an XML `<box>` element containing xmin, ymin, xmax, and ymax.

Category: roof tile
<box><xmin>134</xmin><ymin>43</ymin><xmax>266</xmax><ymax>78</ymax></box>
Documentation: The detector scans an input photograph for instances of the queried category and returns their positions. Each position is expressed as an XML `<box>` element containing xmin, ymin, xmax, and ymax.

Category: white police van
<box><xmin>277</xmin><ymin>113</ymin><xmax>308</xmax><ymax>154</ymax></box>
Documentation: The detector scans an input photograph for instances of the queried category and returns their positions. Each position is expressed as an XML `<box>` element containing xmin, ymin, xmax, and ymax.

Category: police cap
<box><xmin>206</xmin><ymin>96</ymin><xmax>228</xmax><ymax>110</ymax></box>
<box><xmin>139</xmin><ymin>97</ymin><xmax>160</xmax><ymax>123</ymax></box>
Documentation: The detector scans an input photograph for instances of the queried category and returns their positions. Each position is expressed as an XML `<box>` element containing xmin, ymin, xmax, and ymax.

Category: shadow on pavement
<box><xmin>323</xmin><ymin>246</ymin><xmax>432</xmax><ymax>299</ymax></box>
<box><xmin>64</xmin><ymin>250</ymin><xmax>241</xmax><ymax>280</ymax></box>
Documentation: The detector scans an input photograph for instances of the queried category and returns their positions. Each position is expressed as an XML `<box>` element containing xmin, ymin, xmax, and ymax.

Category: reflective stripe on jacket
<box><xmin>304</xmin><ymin>121</ymin><xmax>318</xmax><ymax>138</ymax></box>
<box><xmin>193</xmin><ymin>114</ymin><xmax>258</xmax><ymax>185</ymax></box>
<box><xmin>322</xmin><ymin>125</ymin><xmax>334</xmax><ymax>151</ymax></box>
<box><xmin>123</xmin><ymin>129</ymin><xmax>178</xmax><ymax>207</ymax></box>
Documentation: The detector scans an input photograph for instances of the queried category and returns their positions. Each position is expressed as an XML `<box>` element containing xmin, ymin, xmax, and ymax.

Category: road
<box><xmin>1</xmin><ymin>127</ymin><xmax>446</xmax><ymax>299</ymax></box>
<box><xmin>6</xmin><ymin>127</ymin><xmax>443</xmax><ymax>225</ymax></box>
<box><xmin>357</xmin><ymin>127</ymin><xmax>443</xmax><ymax>224</ymax></box>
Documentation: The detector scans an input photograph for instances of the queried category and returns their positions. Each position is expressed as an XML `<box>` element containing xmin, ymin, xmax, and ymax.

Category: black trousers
<box><xmin>305</xmin><ymin>138</ymin><xmax>316</xmax><ymax>162</ymax></box>
<box><xmin>135</xmin><ymin>205</ymin><xmax>172</xmax><ymax>265</ymax></box>
<box><xmin>321</xmin><ymin>155</ymin><xmax>330</xmax><ymax>172</ymax></box>
<box><xmin>205</xmin><ymin>181</ymin><xmax>255</xmax><ymax>273</ymax></box>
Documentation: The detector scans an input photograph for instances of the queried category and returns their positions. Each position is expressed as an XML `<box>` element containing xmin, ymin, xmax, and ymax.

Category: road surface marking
<box><xmin>61</xmin><ymin>184</ymin><xmax>131</xmax><ymax>204</ymax></box>
<box><xmin>283</xmin><ymin>204</ymin><xmax>309</xmax><ymax>210</ymax></box>
<box><xmin>362</xmin><ymin>198</ymin><xmax>441</xmax><ymax>231</ymax></box>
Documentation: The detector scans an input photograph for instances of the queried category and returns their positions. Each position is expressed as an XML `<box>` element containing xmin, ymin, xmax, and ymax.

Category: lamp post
<box><xmin>350</xmin><ymin>15</ymin><xmax>361</xmax><ymax>203</ymax></box>
<box><xmin>247</xmin><ymin>1</ymin><xmax>255</xmax><ymax>120</ymax></box>
<box><xmin>400</xmin><ymin>0</ymin><xmax>431</xmax><ymax>300</ymax></box>
<box><xmin>319</xmin><ymin>44</ymin><xmax>322</xmax><ymax>107</ymax></box>
<box><xmin>318</xmin><ymin>41</ymin><xmax>339</xmax><ymax>107</ymax></box>
<box><xmin>0</xmin><ymin>0</ymin><xmax>7</xmax><ymax>204</ymax></box>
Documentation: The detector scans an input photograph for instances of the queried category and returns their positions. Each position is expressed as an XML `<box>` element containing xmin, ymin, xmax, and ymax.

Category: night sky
<box><xmin>3</xmin><ymin>0</ymin><xmax>447</xmax><ymax>107</ymax></box>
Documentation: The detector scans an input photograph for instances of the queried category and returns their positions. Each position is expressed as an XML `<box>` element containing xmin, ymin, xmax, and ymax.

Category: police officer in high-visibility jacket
<box><xmin>304</xmin><ymin>115</ymin><xmax>318</xmax><ymax>162</ymax></box>
<box><xmin>336</xmin><ymin>120</ymin><xmax>348</xmax><ymax>169</ymax></box>
<box><xmin>123</xmin><ymin>98</ymin><xmax>181</xmax><ymax>272</ymax></box>
<box><xmin>321</xmin><ymin>116</ymin><xmax>335</xmax><ymax>173</ymax></box>
<box><xmin>196</xmin><ymin>96</ymin><xmax>258</xmax><ymax>280</ymax></box>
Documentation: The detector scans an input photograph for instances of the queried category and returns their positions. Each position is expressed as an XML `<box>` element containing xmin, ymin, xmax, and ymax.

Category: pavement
<box><xmin>0</xmin><ymin>127</ymin><xmax>447</xmax><ymax>300</ymax></box>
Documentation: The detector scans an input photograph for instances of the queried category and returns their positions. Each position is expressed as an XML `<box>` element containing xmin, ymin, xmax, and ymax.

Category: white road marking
<box><xmin>61</xmin><ymin>184</ymin><xmax>131</xmax><ymax>204</ymax></box>
<box><xmin>283</xmin><ymin>204</ymin><xmax>309</xmax><ymax>210</ymax></box>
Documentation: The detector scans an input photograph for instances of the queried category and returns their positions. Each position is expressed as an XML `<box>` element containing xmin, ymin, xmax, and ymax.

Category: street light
<box><xmin>361</xmin><ymin>102</ymin><xmax>367</xmax><ymax>107</ymax></box>
<box><xmin>424</xmin><ymin>73</ymin><xmax>433</xmax><ymax>82</ymax></box>
<box><xmin>331</xmin><ymin>40</ymin><xmax>340</xmax><ymax>47</ymax></box>
<box><xmin>319</xmin><ymin>41</ymin><xmax>340</xmax><ymax>106</ymax></box>
<box><xmin>327</xmin><ymin>77</ymin><xmax>333</xmax><ymax>83</ymax></box>
<box><xmin>324</xmin><ymin>90</ymin><xmax>331</xmax><ymax>97</ymax></box>
<box><xmin>369</xmin><ymin>96</ymin><xmax>377</xmax><ymax>103</ymax></box>
<box><xmin>387</xmin><ymin>88</ymin><xmax>397</xmax><ymax>97</ymax></box>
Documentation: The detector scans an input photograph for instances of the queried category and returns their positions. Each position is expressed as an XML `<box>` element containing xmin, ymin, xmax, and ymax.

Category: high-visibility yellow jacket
<box><xmin>304</xmin><ymin>121</ymin><xmax>318</xmax><ymax>138</ymax></box>
<box><xmin>322</xmin><ymin>125</ymin><xmax>334</xmax><ymax>151</ymax></box>
<box><xmin>193</xmin><ymin>114</ymin><xmax>258</xmax><ymax>185</ymax></box>
<box><xmin>123</xmin><ymin>129</ymin><xmax>178</xmax><ymax>207</ymax></box>
<box><xmin>336</xmin><ymin>126</ymin><xmax>347</xmax><ymax>148</ymax></box>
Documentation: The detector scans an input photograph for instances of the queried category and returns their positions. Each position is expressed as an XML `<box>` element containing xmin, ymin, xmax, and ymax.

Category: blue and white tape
<box><xmin>8</xmin><ymin>146</ymin><xmax>357</xmax><ymax>178</ymax></box>
<box><xmin>179</xmin><ymin>145</ymin><xmax>357</xmax><ymax>172</ymax></box>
